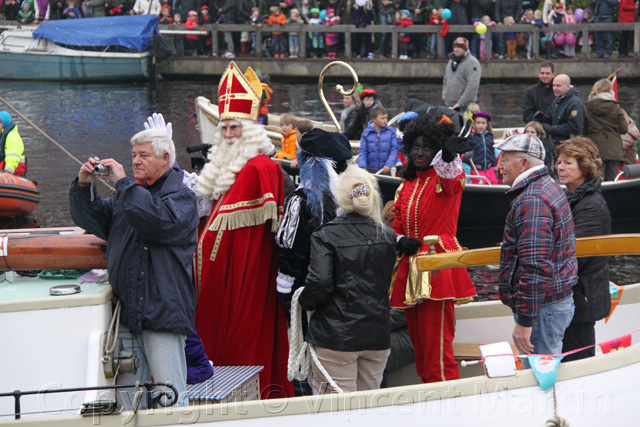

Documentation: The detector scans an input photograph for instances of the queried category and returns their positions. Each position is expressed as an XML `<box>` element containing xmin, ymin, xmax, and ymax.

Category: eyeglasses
<box><xmin>499</xmin><ymin>155</ymin><xmax>524</xmax><ymax>165</ymax></box>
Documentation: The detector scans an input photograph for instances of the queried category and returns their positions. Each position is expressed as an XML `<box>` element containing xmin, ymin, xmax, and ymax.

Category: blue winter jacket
<box><xmin>467</xmin><ymin>130</ymin><xmax>497</xmax><ymax>170</ymax></box>
<box><xmin>357</xmin><ymin>124</ymin><xmax>398</xmax><ymax>171</ymax></box>
<box><xmin>69</xmin><ymin>169</ymin><xmax>199</xmax><ymax>336</ymax></box>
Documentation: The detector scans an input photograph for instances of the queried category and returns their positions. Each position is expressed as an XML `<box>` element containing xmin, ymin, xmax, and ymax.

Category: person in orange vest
<box><xmin>275</xmin><ymin>114</ymin><xmax>297</xmax><ymax>160</ymax></box>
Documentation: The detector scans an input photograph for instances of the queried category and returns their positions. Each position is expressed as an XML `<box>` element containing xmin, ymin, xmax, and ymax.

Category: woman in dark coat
<box><xmin>584</xmin><ymin>78</ymin><xmax>628</xmax><ymax>181</ymax></box>
<box><xmin>299</xmin><ymin>166</ymin><xmax>396</xmax><ymax>393</ymax></box>
<box><xmin>555</xmin><ymin>137</ymin><xmax>612</xmax><ymax>362</ymax></box>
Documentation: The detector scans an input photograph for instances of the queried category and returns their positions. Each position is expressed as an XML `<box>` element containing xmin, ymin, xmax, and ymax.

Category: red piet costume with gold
<box><xmin>391</xmin><ymin>160</ymin><xmax>476</xmax><ymax>383</ymax></box>
<box><xmin>195</xmin><ymin>62</ymin><xmax>292</xmax><ymax>397</ymax></box>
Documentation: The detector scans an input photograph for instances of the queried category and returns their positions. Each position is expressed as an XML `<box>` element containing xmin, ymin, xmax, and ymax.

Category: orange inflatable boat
<box><xmin>0</xmin><ymin>173</ymin><xmax>39</xmax><ymax>217</ymax></box>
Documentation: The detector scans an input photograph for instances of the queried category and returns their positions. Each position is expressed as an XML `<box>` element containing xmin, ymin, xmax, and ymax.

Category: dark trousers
<box><xmin>602</xmin><ymin>160</ymin><xmax>621</xmax><ymax>181</ymax></box>
<box><xmin>562</xmin><ymin>321</ymin><xmax>596</xmax><ymax>362</ymax></box>
<box><xmin>619</xmin><ymin>30</ymin><xmax>633</xmax><ymax>56</ymax></box>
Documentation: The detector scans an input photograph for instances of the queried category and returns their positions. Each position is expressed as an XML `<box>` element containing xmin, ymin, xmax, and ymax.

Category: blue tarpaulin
<box><xmin>33</xmin><ymin>15</ymin><xmax>159</xmax><ymax>51</ymax></box>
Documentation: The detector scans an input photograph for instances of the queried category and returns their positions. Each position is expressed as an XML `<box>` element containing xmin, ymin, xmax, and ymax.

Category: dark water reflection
<box><xmin>468</xmin><ymin>255</ymin><xmax>637</xmax><ymax>302</ymax></box>
<box><xmin>0</xmin><ymin>79</ymin><xmax>637</xmax><ymax>289</ymax></box>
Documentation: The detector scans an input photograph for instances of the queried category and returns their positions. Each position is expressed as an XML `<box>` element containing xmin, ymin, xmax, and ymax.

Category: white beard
<box><xmin>196</xmin><ymin>121</ymin><xmax>274</xmax><ymax>201</ymax></box>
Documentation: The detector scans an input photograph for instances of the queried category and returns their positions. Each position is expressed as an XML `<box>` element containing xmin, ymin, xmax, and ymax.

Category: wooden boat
<box><xmin>0</xmin><ymin>15</ymin><xmax>156</xmax><ymax>82</ymax></box>
<box><xmin>1</xmin><ymin>230</ymin><xmax>639</xmax><ymax>425</ymax></box>
<box><xmin>195</xmin><ymin>96</ymin><xmax>360</xmax><ymax>152</ymax></box>
<box><xmin>195</xmin><ymin>95</ymin><xmax>640</xmax><ymax>248</ymax></box>
<box><xmin>0</xmin><ymin>173</ymin><xmax>39</xmax><ymax>217</ymax></box>
<box><xmin>278</xmin><ymin>160</ymin><xmax>640</xmax><ymax>249</ymax></box>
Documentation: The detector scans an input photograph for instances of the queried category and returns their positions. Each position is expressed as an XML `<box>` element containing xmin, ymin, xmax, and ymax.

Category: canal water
<box><xmin>1</xmin><ymin>78</ymin><xmax>638</xmax><ymax>294</ymax></box>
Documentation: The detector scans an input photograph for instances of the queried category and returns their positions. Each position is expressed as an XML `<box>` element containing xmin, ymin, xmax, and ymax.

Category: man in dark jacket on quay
<box><xmin>522</xmin><ymin>61</ymin><xmax>555</xmax><ymax>124</ymax></box>
<box><xmin>494</xmin><ymin>133</ymin><xmax>577</xmax><ymax>360</ymax></box>
<box><xmin>69</xmin><ymin>128</ymin><xmax>198</xmax><ymax>409</ymax></box>
<box><xmin>536</xmin><ymin>74</ymin><xmax>585</xmax><ymax>148</ymax></box>
<box><xmin>522</xmin><ymin>61</ymin><xmax>556</xmax><ymax>169</ymax></box>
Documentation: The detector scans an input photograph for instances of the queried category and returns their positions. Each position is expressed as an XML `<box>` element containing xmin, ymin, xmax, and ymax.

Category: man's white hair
<box><xmin>522</xmin><ymin>153</ymin><xmax>544</xmax><ymax>167</ymax></box>
<box><xmin>130</xmin><ymin>129</ymin><xmax>175</xmax><ymax>166</ymax></box>
<box><xmin>196</xmin><ymin>120</ymin><xmax>275</xmax><ymax>201</ymax></box>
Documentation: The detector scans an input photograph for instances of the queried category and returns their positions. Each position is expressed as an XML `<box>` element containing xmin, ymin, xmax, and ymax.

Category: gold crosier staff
<box><xmin>318</xmin><ymin>61</ymin><xmax>359</xmax><ymax>133</ymax></box>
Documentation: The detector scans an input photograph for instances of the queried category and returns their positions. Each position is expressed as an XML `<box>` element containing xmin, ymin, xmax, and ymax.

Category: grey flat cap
<box><xmin>494</xmin><ymin>133</ymin><xmax>546</xmax><ymax>161</ymax></box>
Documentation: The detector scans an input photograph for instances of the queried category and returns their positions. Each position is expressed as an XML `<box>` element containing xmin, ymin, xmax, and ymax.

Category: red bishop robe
<box><xmin>195</xmin><ymin>155</ymin><xmax>293</xmax><ymax>398</ymax></box>
<box><xmin>391</xmin><ymin>167</ymin><xmax>476</xmax><ymax>383</ymax></box>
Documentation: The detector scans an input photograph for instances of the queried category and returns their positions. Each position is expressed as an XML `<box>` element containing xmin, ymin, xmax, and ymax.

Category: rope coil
<box><xmin>287</xmin><ymin>287</ymin><xmax>343</xmax><ymax>393</ymax></box>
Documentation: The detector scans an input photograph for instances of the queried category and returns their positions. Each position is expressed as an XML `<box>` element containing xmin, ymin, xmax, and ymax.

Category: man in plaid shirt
<box><xmin>495</xmin><ymin>134</ymin><xmax>577</xmax><ymax>357</ymax></box>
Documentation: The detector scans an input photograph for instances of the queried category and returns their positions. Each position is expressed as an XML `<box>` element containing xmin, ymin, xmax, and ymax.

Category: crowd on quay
<box><xmin>2</xmin><ymin>0</ymin><xmax>639</xmax><ymax>59</ymax></box>
<box><xmin>65</xmin><ymin>58</ymin><xmax>636</xmax><ymax>405</ymax></box>
<box><xmin>336</xmin><ymin>56</ymin><xmax>637</xmax><ymax>183</ymax></box>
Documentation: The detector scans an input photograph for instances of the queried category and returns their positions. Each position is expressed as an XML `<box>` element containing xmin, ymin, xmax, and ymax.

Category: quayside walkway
<box><xmin>159</xmin><ymin>22</ymin><xmax>640</xmax><ymax>80</ymax></box>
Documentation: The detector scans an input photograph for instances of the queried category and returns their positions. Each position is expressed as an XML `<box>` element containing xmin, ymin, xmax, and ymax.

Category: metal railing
<box><xmin>2</xmin><ymin>20</ymin><xmax>637</xmax><ymax>60</ymax></box>
<box><xmin>0</xmin><ymin>382</ymin><xmax>178</xmax><ymax>420</ymax></box>
<box><xmin>159</xmin><ymin>22</ymin><xmax>640</xmax><ymax>60</ymax></box>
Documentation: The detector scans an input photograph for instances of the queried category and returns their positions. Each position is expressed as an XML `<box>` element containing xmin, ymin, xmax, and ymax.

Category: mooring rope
<box><xmin>102</xmin><ymin>300</ymin><xmax>122</xmax><ymax>366</ymax></box>
<box><xmin>288</xmin><ymin>287</ymin><xmax>344</xmax><ymax>393</ymax></box>
<box><xmin>0</xmin><ymin>94</ymin><xmax>115</xmax><ymax>192</ymax></box>
<box><xmin>545</xmin><ymin>385</ymin><xmax>569</xmax><ymax>427</ymax></box>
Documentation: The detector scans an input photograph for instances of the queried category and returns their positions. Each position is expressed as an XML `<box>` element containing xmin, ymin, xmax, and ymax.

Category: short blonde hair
<box><xmin>467</xmin><ymin>103</ymin><xmax>480</xmax><ymax>114</ymax></box>
<box><xmin>524</xmin><ymin>121</ymin><xmax>546</xmax><ymax>138</ymax></box>
<box><xmin>280</xmin><ymin>113</ymin><xmax>297</xmax><ymax>126</ymax></box>
<box><xmin>336</xmin><ymin>166</ymin><xmax>383</xmax><ymax>228</ymax></box>
<box><xmin>295</xmin><ymin>119</ymin><xmax>314</xmax><ymax>134</ymax></box>
<box><xmin>382</xmin><ymin>200</ymin><xmax>395</xmax><ymax>227</ymax></box>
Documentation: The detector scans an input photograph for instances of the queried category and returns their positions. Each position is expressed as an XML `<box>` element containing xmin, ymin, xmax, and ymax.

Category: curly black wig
<box><xmin>401</xmin><ymin>113</ymin><xmax>455</xmax><ymax>180</ymax></box>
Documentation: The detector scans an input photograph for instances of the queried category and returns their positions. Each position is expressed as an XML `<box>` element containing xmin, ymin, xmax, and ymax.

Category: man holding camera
<box><xmin>69</xmin><ymin>128</ymin><xmax>199</xmax><ymax>408</ymax></box>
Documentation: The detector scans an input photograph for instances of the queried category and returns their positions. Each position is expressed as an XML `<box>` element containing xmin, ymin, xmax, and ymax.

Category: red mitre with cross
<box><xmin>217</xmin><ymin>61</ymin><xmax>262</xmax><ymax>122</ymax></box>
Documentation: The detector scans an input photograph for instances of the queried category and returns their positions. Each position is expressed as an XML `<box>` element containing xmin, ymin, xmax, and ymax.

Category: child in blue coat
<box><xmin>357</xmin><ymin>105</ymin><xmax>398</xmax><ymax>175</ymax></box>
<box><xmin>467</xmin><ymin>111</ymin><xmax>498</xmax><ymax>184</ymax></box>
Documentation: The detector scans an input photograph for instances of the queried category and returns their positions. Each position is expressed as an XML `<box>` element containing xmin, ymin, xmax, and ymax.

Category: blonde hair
<box><xmin>588</xmin><ymin>78</ymin><xmax>613</xmax><ymax>101</ymax></box>
<box><xmin>295</xmin><ymin>118</ymin><xmax>314</xmax><ymax>134</ymax></box>
<box><xmin>280</xmin><ymin>113</ymin><xmax>297</xmax><ymax>126</ymax></box>
<box><xmin>534</xmin><ymin>9</ymin><xmax>542</xmax><ymax>19</ymax></box>
<box><xmin>336</xmin><ymin>166</ymin><xmax>384</xmax><ymax>229</ymax></box>
<box><xmin>467</xmin><ymin>103</ymin><xmax>480</xmax><ymax>114</ymax></box>
<box><xmin>503</xmin><ymin>16</ymin><xmax>515</xmax><ymax>25</ymax></box>
<box><xmin>290</xmin><ymin>8</ymin><xmax>300</xmax><ymax>17</ymax></box>
<box><xmin>382</xmin><ymin>200</ymin><xmax>395</xmax><ymax>227</ymax></box>
<box><xmin>524</xmin><ymin>121</ymin><xmax>546</xmax><ymax>138</ymax></box>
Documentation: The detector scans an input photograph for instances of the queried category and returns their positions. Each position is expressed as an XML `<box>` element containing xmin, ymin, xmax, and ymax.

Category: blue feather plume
<box><xmin>299</xmin><ymin>152</ymin><xmax>337</xmax><ymax>229</ymax></box>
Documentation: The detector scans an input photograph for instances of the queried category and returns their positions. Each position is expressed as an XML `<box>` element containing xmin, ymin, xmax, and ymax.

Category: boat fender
<box><xmin>621</xmin><ymin>164</ymin><xmax>640</xmax><ymax>180</ymax></box>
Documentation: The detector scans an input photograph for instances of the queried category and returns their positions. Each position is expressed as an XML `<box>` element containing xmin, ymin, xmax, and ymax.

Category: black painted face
<box><xmin>411</xmin><ymin>136</ymin><xmax>437</xmax><ymax>171</ymax></box>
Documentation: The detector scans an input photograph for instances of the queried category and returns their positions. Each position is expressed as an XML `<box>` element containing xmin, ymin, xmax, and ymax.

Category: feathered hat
<box><xmin>217</xmin><ymin>61</ymin><xmax>262</xmax><ymax>122</ymax></box>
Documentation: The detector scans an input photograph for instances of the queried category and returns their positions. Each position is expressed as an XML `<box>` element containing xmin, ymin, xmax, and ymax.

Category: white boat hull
<box><xmin>2</xmin><ymin>344</ymin><xmax>638</xmax><ymax>425</ymax></box>
<box><xmin>2</xmin><ymin>283</ymin><xmax>638</xmax><ymax>425</ymax></box>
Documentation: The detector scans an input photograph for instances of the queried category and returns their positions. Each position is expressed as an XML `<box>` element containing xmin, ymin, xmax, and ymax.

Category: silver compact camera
<box><xmin>93</xmin><ymin>161</ymin><xmax>112</xmax><ymax>176</ymax></box>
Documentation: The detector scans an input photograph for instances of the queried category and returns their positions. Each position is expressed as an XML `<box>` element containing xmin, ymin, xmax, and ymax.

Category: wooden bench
<box><xmin>187</xmin><ymin>366</ymin><xmax>263</xmax><ymax>405</ymax></box>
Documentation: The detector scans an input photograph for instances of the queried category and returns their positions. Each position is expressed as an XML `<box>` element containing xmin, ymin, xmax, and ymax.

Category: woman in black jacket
<box><xmin>299</xmin><ymin>166</ymin><xmax>396</xmax><ymax>393</ymax></box>
<box><xmin>555</xmin><ymin>137</ymin><xmax>612</xmax><ymax>362</ymax></box>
